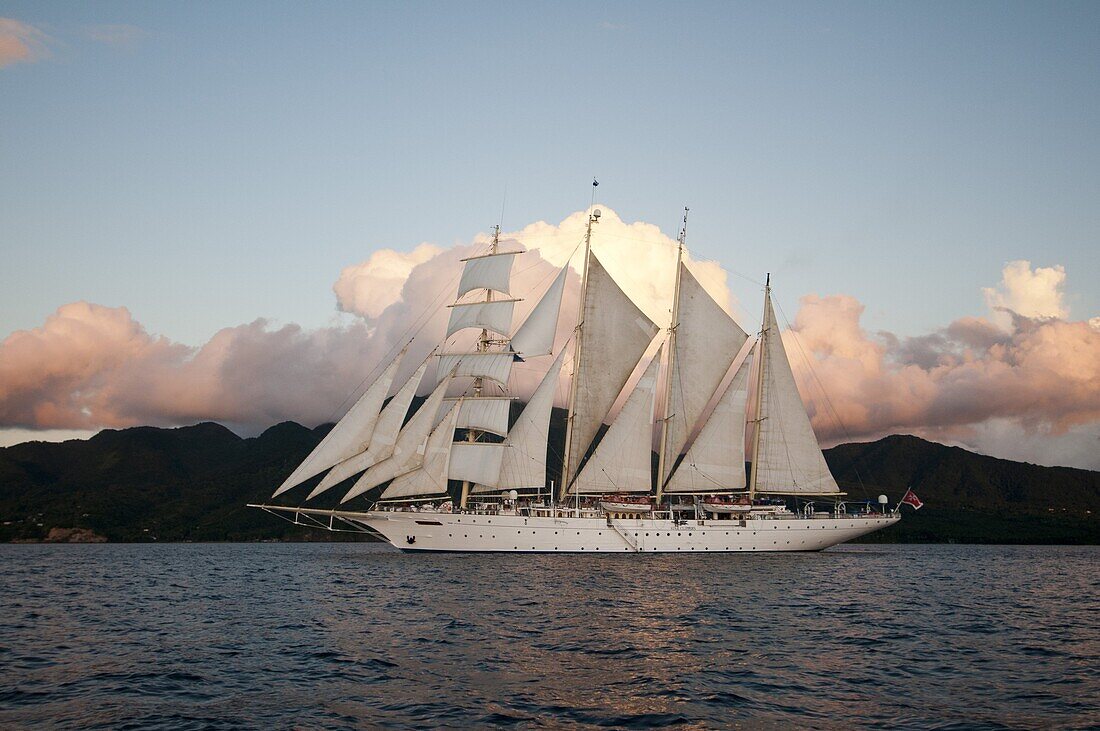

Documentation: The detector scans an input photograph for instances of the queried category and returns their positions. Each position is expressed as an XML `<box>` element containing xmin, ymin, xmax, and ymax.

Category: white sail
<box><xmin>445</xmin><ymin>299</ymin><xmax>516</xmax><ymax>339</ymax></box>
<box><xmin>510</xmin><ymin>266</ymin><xmax>567</xmax><ymax>359</ymax></box>
<box><xmin>379</xmin><ymin>402</ymin><xmax>460</xmax><ymax>500</ymax></box>
<box><xmin>752</xmin><ymin>292</ymin><xmax>841</xmax><ymax>495</ymax></box>
<box><xmin>341</xmin><ymin>374</ymin><xmax>454</xmax><ymax>503</ymax></box>
<box><xmin>665</xmin><ymin>353</ymin><xmax>752</xmax><ymax>493</ymax></box>
<box><xmin>436</xmin><ymin>351</ymin><xmax>513</xmax><ymax>386</ymax></box>
<box><xmin>449</xmin><ymin>442</ymin><xmax>505</xmax><ymax>488</ymax></box>
<box><xmin>662</xmin><ymin>263</ymin><xmax>748</xmax><ymax>484</ymax></box>
<box><xmin>569</xmin><ymin>346</ymin><xmax>661</xmax><ymax>495</ymax></box>
<box><xmin>305</xmin><ymin>357</ymin><xmax>430</xmax><ymax>499</ymax></box>
<box><xmin>457</xmin><ymin>251</ymin><xmax>516</xmax><ymax>298</ymax></box>
<box><xmin>449</xmin><ymin>396</ymin><xmax>511</xmax><ymax>436</ymax></box>
<box><xmin>272</xmin><ymin>349</ymin><xmax>405</xmax><ymax>497</ymax></box>
<box><xmin>496</xmin><ymin>348</ymin><xmax>566</xmax><ymax>491</ymax></box>
<box><xmin>565</xmin><ymin>253</ymin><xmax>660</xmax><ymax>487</ymax></box>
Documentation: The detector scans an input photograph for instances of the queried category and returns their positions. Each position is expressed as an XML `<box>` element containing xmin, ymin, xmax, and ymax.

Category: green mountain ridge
<box><xmin>0</xmin><ymin>418</ymin><xmax>1096</xmax><ymax>544</ymax></box>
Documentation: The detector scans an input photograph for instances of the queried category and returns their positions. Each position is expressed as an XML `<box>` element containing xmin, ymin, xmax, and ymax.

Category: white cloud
<box><xmin>982</xmin><ymin>260</ymin><xmax>1069</xmax><ymax>328</ymax></box>
<box><xmin>333</xmin><ymin>243</ymin><xmax>442</xmax><ymax>319</ymax></box>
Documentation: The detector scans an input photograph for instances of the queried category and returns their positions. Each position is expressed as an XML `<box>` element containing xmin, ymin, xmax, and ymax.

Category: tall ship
<box><xmin>252</xmin><ymin>206</ymin><xmax>900</xmax><ymax>551</ymax></box>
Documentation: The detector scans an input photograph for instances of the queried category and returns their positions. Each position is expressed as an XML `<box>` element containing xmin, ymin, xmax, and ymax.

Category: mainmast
<box><xmin>655</xmin><ymin>207</ymin><xmax>688</xmax><ymax>504</ymax></box>
<box><xmin>560</xmin><ymin>201</ymin><xmax>600</xmax><ymax>499</ymax></box>
<box><xmin>747</xmin><ymin>273</ymin><xmax>770</xmax><ymax>500</ymax></box>
<box><xmin>459</xmin><ymin>225</ymin><xmax>501</xmax><ymax>509</ymax></box>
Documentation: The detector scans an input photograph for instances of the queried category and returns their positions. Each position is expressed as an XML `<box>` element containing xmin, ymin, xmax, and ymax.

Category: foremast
<box><xmin>459</xmin><ymin>224</ymin><xmax>504</xmax><ymax>509</ymax></box>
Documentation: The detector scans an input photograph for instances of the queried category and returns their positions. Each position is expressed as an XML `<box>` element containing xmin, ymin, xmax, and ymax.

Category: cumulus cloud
<box><xmin>0</xmin><ymin>17</ymin><xmax>47</xmax><ymax>69</ymax></box>
<box><xmin>334</xmin><ymin>242</ymin><xmax>442</xmax><ymax>319</ymax></box>
<box><xmin>0</xmin><ymin>302</ymin><xmax>383</xmax><ymax>432</ymax></box>
<box><xmin>982</xmin><ymin>259</ymin><xmax>1069</xmax><ymax>328</ymax></box>
<box><xmin>328</xmin><ymin>206</ymin><xmax>736</xmax><ymax>403</ymax></box>
<box><xmin>2</xmin><ymin>218</ymin><xmax>1097</xmax><ymax>469</ymax></box>
<box><xmin>334</xmin><ymin>207</ymin><xmax>734</xmax><ymax>327</ymax></box>
<box><xmin>1</xmin><ymin>207</ymin><xmax>715</xmax><ymax>433</ymax></box>
<box><xmin>783</xmin><ymin>261</ymin><xmax>1100</xmax><ymax>468</ymax></box>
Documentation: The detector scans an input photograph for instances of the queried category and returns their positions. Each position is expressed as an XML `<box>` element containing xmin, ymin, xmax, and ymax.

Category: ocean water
<box><xmin>1</xmin><ymin>544</ymin><xmax>1096</xmax><ymax>730</ymax></box>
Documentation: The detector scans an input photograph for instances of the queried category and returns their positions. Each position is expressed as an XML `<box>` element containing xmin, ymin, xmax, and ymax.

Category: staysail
<box><xmin>378</xmin><ymin>402</ymin><xmax>460</xmax><ymax>500</ymax></box>
<box><xmin>340</xmin><ymin>373</ymin><xmax>454</xmax><ymax>503</ymax></box>
<box><xmin>661</xmin><ymin>263</ymin><xmax>747</xmax><ymax>486</ymax></box>
<box><xmin>304</xmin><ymin>356</ymin><xmax>430</xmax><ymax>500</ymax></box>
<box><xmin>664</xmin><ymin>352</ymin><xmax>752</xmax><ymax>493</ymax></box>
<box><xmin>569</xmin><ymin>346</ymin><xmax>662</xmax><ymax>494</ymax></box>
<box><xmin>510</xmin><ymin>266</ymin><xmax>567</xmax><ymax>360</ymax></box>
<box><xmin>564</xmin><ymin>252</ymin><xmax>659</xmax><ymax>490</ymax></box>
<box><xmin>749</xmin><ymin>287</ymin><xmax>841</xmax><ymax>495</ymax></box>
<box><xmin>483</xmin><ymin>347</ymin><xmax>567</xmax><ymax>493</ymax></box>
<box><xmin>272</xmin><ymin>348</ymin><xmax>406</xmax><ymax>497</ymax></box>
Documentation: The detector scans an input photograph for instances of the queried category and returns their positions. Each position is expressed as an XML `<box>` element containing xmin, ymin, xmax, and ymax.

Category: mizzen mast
<box><xmin>655</xmin><ymin>207</ymin><xmax>688</xmax><ymax>504</ymax></box>
<box><xmin>560</xmin><ymin>195</ymin><xmax>600</xmax><ymax>499</ymax></box>
<box><xmin>747</xmin><ymin>273</ymin><xmax>770</xmax><ymax>500</ymax></box>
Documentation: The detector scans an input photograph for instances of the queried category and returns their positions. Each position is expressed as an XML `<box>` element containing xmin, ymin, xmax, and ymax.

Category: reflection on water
<box><xmin>1</xmin><ymin>544</ymin><xmax>1097</xmax><ymax>729</ymax></box>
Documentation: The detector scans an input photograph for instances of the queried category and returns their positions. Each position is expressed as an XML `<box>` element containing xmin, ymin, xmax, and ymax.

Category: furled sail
<box><xmin>565</xmin><ymin>253</ymin><xmax>660</xmax><ymax>488</ymax></box>
<box><xmin>445</xmin><ymin>299</ymin><xmax>517</xmax><ymax>339</ymax></box>
<box><xmin>494</xmin><ymin>348</ymin><xmax>567</xmax><ymax>491</ymax></box>
<box><xmin>449</xmin><ymin>442</ymin><xmax>505</xmax><ymax>488</ymax></box>
<box><xmin>272</xmin><ymin>348</ymin><xmax>405</xmax><ymax>497</ymax></box>
<box><xmin>435</xmin><ymin>351</ymin><xmax>513</xmax><ymax>386</ymax></box>
<box><xmin>661</xmin><ymin>264</ymin><xmax>748</xmax><ymax>485</ymax></box>
<box><xmin>378</xmin><ymin>402</ymin><xmax>460</xmax><ymax>500</ymax></box>
<box><xmin>751</xmin><ymin>291</ymin><xmax>841</xmax><ymax>495</ymax></box>
<box><xmin>569</xmin><ymin>346</ymin><xmax>662</xmax><ymax>494</ymax></box>
<box><xmin>449</xmin><ymin>396</ymin><xmax>511</xmax><ymax>437</ymax></box>
<box><xmin>305</xmin><ymin>357</ymin><xmax>430</xmax><ymax>499</ymax></box>
<box><xmin>665</xmin><ymin>353</ymin><xmax>752</xmax><ymax>493</ymax></box>
<box><xmin>457</xmin><ymin>251</ymin><xmax>516</xmax><ymax>298</ymax></box>
<box><xmin>340</xmin><ymin>374</ymin><xmax>454</xmax><ymax>503</ymax></box>
<box><xmin>510</xmin><ymin>266</ymin><xmax>567</xmax><ymax>360</ymax></box>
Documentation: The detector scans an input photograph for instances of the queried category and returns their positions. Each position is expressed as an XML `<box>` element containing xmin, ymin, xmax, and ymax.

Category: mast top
<box><xmin>766</xmin><ymin>272</ymin><xmax>770</xmax><ymax>287</ymax></box>
<box><xmin>678</xmin><ymin>207</ymin><xmax>689</xmax><ymax>248</ymax></box>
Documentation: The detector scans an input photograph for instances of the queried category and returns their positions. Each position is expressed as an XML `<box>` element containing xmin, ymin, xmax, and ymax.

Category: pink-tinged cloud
<box><xmin>0</xmin><ymin>18</ymin><xmax>47</xmax><ymax>69</ymax></box>
<box><xmin>0</xmin><ymin>302</ymin><xmax>383</xmax><ymax>431</ymax></box>
<box><xmin>782</xmin><ymin>262</ymin><xmax>1100</xmax><ymax>466</ymax></box>
<box><xmin>1</xmin><ymin>213</ymin><xmax>1098</xmax><ymax>469</ymax></box>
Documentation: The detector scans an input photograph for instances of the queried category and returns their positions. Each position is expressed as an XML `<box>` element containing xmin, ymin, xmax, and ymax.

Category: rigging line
<box><xmin>772</xmin><ymin>298</ymin><xmax>873</xmax><ymax>497</ymax></box>
<box><xmin>322</xmin><ymin>259</ymin><xmax>465</xmax><ymax>427</ymax></box>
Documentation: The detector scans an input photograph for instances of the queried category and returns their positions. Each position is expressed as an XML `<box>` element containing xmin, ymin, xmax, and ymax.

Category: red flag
<box><xmin>900</xmin><ymin>489</ymin><xmax>923</xmax><ymax>510</ymax></box>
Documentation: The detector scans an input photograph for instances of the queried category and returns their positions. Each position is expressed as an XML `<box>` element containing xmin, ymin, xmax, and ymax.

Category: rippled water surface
<box><xmin>1</xmin><ymin>544</ymin><xmax>1097</xmax><ymax>729</ymax></box>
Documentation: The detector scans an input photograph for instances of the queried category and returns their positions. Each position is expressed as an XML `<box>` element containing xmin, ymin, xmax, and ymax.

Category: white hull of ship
<box><xmin>254</xmin><ymin>506</ymin><xmax>899</xmax><ymax>552</ymax></box>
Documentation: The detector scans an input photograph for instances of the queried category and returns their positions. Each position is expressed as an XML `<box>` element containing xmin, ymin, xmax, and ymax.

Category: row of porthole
<box><xmin>441</xmin><ymin>536</ymin><xmax>807</xmax><ymax>547</ymax></box>
<box><xmin>446</xmin><ymin>524</ymin><xmax>869</xmax><ymax>540</ymax></box>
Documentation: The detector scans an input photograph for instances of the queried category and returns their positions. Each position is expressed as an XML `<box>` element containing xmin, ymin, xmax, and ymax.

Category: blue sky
<box><xmin>2</xmin><ymin>1</ymin><xmax>1097</xmax><ymax>346</ymax></box>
